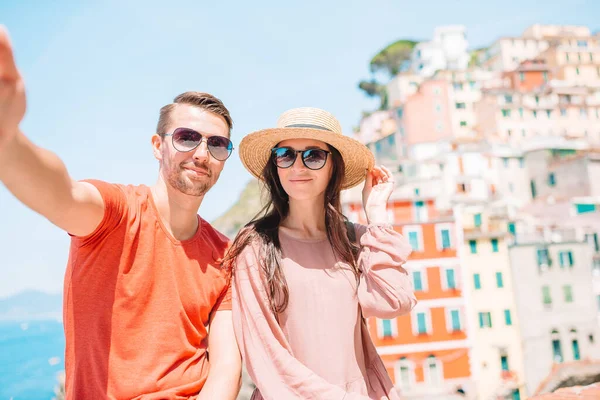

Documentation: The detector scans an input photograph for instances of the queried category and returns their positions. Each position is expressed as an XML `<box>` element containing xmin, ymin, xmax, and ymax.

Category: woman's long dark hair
<box><xmin>223</xmin><ymin>144</ymin><xmax>360</xmax><ymax>316</ymax></box>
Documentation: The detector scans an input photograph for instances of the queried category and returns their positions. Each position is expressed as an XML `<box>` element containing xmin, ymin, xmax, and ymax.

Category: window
<box><xmin>505</xmin><ymin>95</ymin><xmax>513</xmax><ymax>104</ymax></box>
<box><xmin>399</xmin><ymin>365</ymin><xmax>411</xmax><ymax>386</ymax></box>
<box><xmin>496</xmin><ymin>272</ymin><xmax>504</xmax><ymax>288</ymax></box>
<box><xmin>578</xmin><ymin>53</ymin><xmax>582</xmax><ymax>62</ymax></box>
<box><xmin>408</xmin><ymin>231</ymin><xmax>419</xmax><ymax>250</ymax></box>
<box><xmin>449</xmin><ymin>309</ymin><xmax>461</xmax><ymax>331</ymax></box>
<box><xmin>577</xmin><ymin>40</ymin><xmax>587</xmax><ymax>47</ymax></box>
<box><xmin>560</xmin><ymin>108</ymin><xmax>567</xmax><ymax>117</ymax></box>
<box><xmin>474</xmin><ymin>273</ymin><xmax>481</xmax><ymax>289</ymax></box>
<box><xmin>456</xmin><ymin>102</ymin><xmax>466</xmax><ymax>109</ymax></box>
<box><xmin>537</xmin><ymin>248</ymin><xmax>551</xmax><ymax>267</ymax></box>
<box><xmin>413</xmin><ymin>271</ymin><xmax>424</xmax><ymax>291</ymax></box>
<box><xmin>572</xmin><ymin>339</ymin><xmax>581</xmax><ymax>360</ymax></box>
<box><xmin>542</xmin><ymin>286</ymin><xmax>552</xmax><ymax>306</ymax></box>
<box><xmin>446</xmin><ymin>269</ymin><xmax>456</xmax><ymax>289</ymax></box>
<box><xmin>546</xmin><ymin>110</ymin><xmax>552</xmax><ymax>118</ymax></box>
<box><xmin>453</xmin><ymin>82</ymin><xmax>463</xmax><ymax>91</ymax></box>
<box><xmin>435</xmin><ymin>104</ymin><xmax>442</xmax><ymax>113</ymax></box>
<box><xmin>521</xmin><ymin>129</ymin><xmax>526</xmax><ymax>137</ymax></box>
<box><xmin>396</xmin><ymin>108</ymin><xmax>404</xmax><ymax>118</ymax></box>
<box><xmin>552</xmin><ymin>330</ymin><xmax>563</xmax><ymax>363</ymax></box>
<box><xmin>519</xmin><ymin>72</ymin><xmax>525</xmax><ymax>82</ymax></box>
<box><xmin>414</xmin><ymin>200</ymin><xmax>428</xmax><ymax>222</ymax></box>
<box><xmin>530</xmin><ymin>180</ymin><xmax>537</xmax><ymax>199</ymax></box>
<box><xmin>543</xmin><ymin>71</ymin><xmax>548</xmax><ymax>81</ymax></box>
<box><xmin>508</xmin><ymin>222</ymin><xmax>516</xmax><ymax>236</ymax></box>
<box><xmin>460</xmin><ymin>120</ymin><xmax>467</xmax><ymax>127</ymax></box>
<box><xmin>491</xmin><ymin>238</ymin><xmax>499</xmax><ymax>252</ymax></box>
<box><xmin>501</xmin><ymin>355</ymin><xmax>509</xmax><ymax>371</ymax></box>
<box><xmin>502</xmin><ymin>109</ymin><xmax>511</xmax><ymax>118</ymax></box>
<box><xmin>559</xmin><ymin>251</ymin><xmax>574</xmax><ymax>268</ymax></box>
<box><xmin>533</xmin><ymin>110</ymin><xmax>538</xmax><ymax>119</ymax></box>
<box><xmin>479</xmin><ymin>312</ymin><xmax>492</xmax><ymax>328</ymax></box>
<box><xmin>474</xmin><ymin>213</ymin><xmax>482</xmax><ymax>227</ymax></box>
<box><xmin>440</xmin><ymin>229</ymin><xmax>451</xmax><ymax>249</ymax></box>
<box><xmin>503</xmin><ymin>158</ymin><xmax>509</xmax><ymax>167</ymax></box>
<box><xmin>469</xmin><ymin>81</ymin><xmax>476</xmax><ymax>89</ymax></box>
<box><xmin>381</xmin><ymin>319</ymin><xmax>394</xmax><ymax>337</ymax></box>
<box><xmin>563</xmin><ymin>285</ymin><xmax>573</xmax><ymax>303</ymax></box>
<box><xmin>504</xmin><ymin>309</ymin><xmax>513</xmax><ymax>326</ymax></box>
<box><xmin>548</xmin><ymin>173</ymin><xmax>556</xmax><ymax>186</ymax></box>
<box><xmin>581</xmin><ymin>108</ymin><xmax>587</xmax><ymax>118</ymax></box>
<box><xmin>576</xmin><ymin>67</ymin><xmax>580</xmax><ymax>76</ymax></box>
<box><xmin>566</xmin><ymin>53</ymin><xmax>570</xmax><ymax>62</ymax></box>
<box><xmin>397</xmin><ymin>359</ymin><xmax>413</xmax><ymax>388</ymax></box>
<box><xmin>518</xmin><ymin>107</ymin><xmax>524</xmax><ymax>118</ymax></box>
<box><xmin>416</xmin><ymin>312</ymin><xmax>428</xmax><ymax>334</ymax></box>
<box><xmin>519</xmin><ymin>158</ymin><xmax>525</xmax><ymax>168</ymax></box>
<box><xmin>470</xmin><ymin>240</ymin><xmax>478</xmax><ymax>254</ymax></box>
<box><xmin>425</xmin><ymin>356</ymin><xmax>443</xmax><ymax>385</ymax></box>
<box><xmin>512</xmin><ymin>389</ymin><xmax>521</xmax><ymax>400</ymax></box>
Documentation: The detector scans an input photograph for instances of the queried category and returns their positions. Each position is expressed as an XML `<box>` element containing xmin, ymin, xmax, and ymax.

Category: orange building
<box><xmin>505</xmin><ymin>59</ymin><xmax>552</xmax><ymax>92</ymax></box>
<box><xmin>346</xmin><ymin>198</ymin><xmax>474</xmax><ymax>398</ymax></box>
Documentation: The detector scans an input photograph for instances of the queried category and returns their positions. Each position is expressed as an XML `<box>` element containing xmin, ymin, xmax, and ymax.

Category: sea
<box><xmin>0</xmin><ymin>320</ymin><xmax>65</xmax><ymax>400</ymax></box>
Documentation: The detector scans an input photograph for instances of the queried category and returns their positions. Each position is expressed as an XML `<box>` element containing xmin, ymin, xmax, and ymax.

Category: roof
<box><xmin>532</xmin><ymin>360</ymin><xmax>600</xmax><ymax>398</ymax></box>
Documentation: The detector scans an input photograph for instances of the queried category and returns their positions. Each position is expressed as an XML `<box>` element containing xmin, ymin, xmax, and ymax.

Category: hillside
<box><xmin>211</xmin><ymin>179</ymin><xmax>268</xmax><ymax>239</ymax></box>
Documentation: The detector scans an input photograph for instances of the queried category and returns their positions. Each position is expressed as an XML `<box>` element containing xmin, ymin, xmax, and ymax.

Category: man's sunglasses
<box><xmin>271</xmin><ymin>147</ymin><xmax>331</xmax><ymax>170</ymax></box>
<box><xmin>159</xmin><ymin>127</ymin><xmax>233</xmax><ymax>161</ymax></box>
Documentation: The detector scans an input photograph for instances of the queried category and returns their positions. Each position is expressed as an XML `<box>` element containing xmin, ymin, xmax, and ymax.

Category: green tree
<box><xmin>358</xmin><ymin>39</ymin><xmax>418</xmax><ymax>110</ymax></box>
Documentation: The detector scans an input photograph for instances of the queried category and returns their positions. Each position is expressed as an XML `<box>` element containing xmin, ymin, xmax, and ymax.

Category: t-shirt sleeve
<box><xmin>72</xmin><ymin>179</ymin><xmax>127</xmax><ymax>246</ymax></box>
<box><xmin>214</xmin><ymin>280</ymin><xmax>232</xmax><ymax>312</ymax></box>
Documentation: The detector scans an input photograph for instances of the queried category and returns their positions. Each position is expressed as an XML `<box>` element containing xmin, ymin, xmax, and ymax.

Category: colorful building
<box><xmin>342</xmin><ymin>192</ymin><xmax>474</xmax><ymax>399</ymax></box>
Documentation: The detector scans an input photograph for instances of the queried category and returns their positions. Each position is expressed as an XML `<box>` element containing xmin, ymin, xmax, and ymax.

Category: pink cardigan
<box><xmin>232</xmin><ymin>223</ymin><xmax>416</xmax><ymax>400</ymax></box>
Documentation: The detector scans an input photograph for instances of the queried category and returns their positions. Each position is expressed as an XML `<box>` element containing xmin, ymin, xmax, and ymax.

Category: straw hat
<box><xmin>239</xmin><ymin>107</ymin><xmax>374</xmax><ymax>190</ymax></box>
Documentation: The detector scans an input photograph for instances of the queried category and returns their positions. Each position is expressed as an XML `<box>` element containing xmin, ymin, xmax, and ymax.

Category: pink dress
<box><xmin>232</xmin><ymin>223</ymin><xmax>416</xmax><ymax>400</ymax></box>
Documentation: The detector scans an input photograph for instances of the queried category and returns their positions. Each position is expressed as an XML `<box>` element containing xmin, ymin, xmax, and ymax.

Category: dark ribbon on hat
<box><xmin>285</xmin><ymin>123</ymin><xmax>333</xmax><ymax>132</ymax></box>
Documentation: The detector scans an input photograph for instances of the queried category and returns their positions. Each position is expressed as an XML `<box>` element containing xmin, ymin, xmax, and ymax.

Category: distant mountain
<box><xmin>211</xmin><ymin>179</ymin><xmax>267</xmax><ymax>239</ymax></box>
<box><xmin>0</xmin><ymin>290</ymin><xmax>62</xmax><ymax>321</ymax></box>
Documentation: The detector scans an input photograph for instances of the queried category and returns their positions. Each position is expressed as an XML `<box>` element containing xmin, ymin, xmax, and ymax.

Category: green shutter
<box><xmin>474</xmin><ymin>274</ymin><xmax>481</xmax><ymax>289</ymax></box>
<box><xmin>417</xmin><ymin>313</ymin><xmax>427</xmax><ymax>334</ymax></box>
<box><xmin>451</xmin><ymin>310</ymin><xmax>461</xmax><ymax>331</ymax></box>
<box><xmin>446</xmin><ymin>269</ymin><xmax>456</xmax><ymax>289</ymax></box>
<box><xmin>491</xmin><ymin>239</ymin><xmax>499</xmax><ymax>252</ymax></box>
<box><xmin>469</xmin><ymin>240</ymin><xmax>478</xmax><ymax>254</ymax></box>
<box><xmin>413</xmin><ymin>271</ymin><xmax>423</xmax><ymax>291</ymax></box>
<box><xmin>382</xmin><ymin>319</ymin><xmax>393</xmax><ymax>337</ymax></box>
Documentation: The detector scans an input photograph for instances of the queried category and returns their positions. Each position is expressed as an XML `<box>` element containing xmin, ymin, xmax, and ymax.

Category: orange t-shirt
<box><xmin>62</xmin><ymin>180</ymin><xmax>232</xmax><ymax>400</ymax></box>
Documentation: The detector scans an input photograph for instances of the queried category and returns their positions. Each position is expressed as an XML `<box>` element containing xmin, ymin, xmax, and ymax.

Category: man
<box><xmin>0</xmin><ymin>26</ymin><xmax>241</xmax><ymax>399</ymax></box>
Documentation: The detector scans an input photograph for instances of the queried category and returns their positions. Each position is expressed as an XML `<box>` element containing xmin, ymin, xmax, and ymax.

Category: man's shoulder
<box><xmin>199</xmin><ymin>218</ymin><xmax>230</xmax><ymax>249</ymax></box>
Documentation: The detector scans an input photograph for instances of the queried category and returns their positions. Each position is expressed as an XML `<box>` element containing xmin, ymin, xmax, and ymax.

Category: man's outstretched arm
<box><xmin>0</xmin><ymin>26</ymin><xmax>104</xmax><ymax>236</ymax></box>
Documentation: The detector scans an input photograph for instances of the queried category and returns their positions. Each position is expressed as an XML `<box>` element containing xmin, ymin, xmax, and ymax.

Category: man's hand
<box><xmin>0</xmin><ymin>26</ymin><xmax>26</xmax><ymax>154</ymax></box>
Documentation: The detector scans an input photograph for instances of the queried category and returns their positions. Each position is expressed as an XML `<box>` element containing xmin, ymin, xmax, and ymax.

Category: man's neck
<box><xmin>151</xmin><ymin>178</ymin><xmax>204</xmax><ymax>241</ymax></box>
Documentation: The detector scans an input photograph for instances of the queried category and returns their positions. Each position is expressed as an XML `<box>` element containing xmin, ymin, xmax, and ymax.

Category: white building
<box><xmin>411</xmin><ymin>25</ymin><xmax>470</xmax><ymax>78</ymax></box>
<box><xmin>508</xmin><ymin>231</ymin><xmax>600</xmax><ymax>396</ymax></box>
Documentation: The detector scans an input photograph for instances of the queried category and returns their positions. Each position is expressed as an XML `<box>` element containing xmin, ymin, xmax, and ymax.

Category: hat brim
<box><xmin>239</xmin><ymin>127</ymin><xmax>375</xmax><ymax>190</ymax></box>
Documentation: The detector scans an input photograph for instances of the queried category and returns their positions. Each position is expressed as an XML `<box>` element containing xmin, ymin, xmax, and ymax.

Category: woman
<box><xmin>226</xmin><ymin>107</ymin><xmax>416</xmax><ymax>399</ymax></box>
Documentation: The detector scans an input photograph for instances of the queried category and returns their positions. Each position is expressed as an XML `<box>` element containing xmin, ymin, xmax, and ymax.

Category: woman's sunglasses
<box><xmin>159</xmin><ymin>127</ymin><xmax>234</xmax><ymax>161</ymax></box>
<box><xmin>271</xmin><ymin>147</ymin><xmax>331</xmax><ymax>170</ymax></box>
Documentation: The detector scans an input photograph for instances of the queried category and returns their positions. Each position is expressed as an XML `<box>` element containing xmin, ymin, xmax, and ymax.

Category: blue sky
<box><xmin>0</xmin><ymin>0</ymin><xmax>599</xmax><ymax>297</ymax></box>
